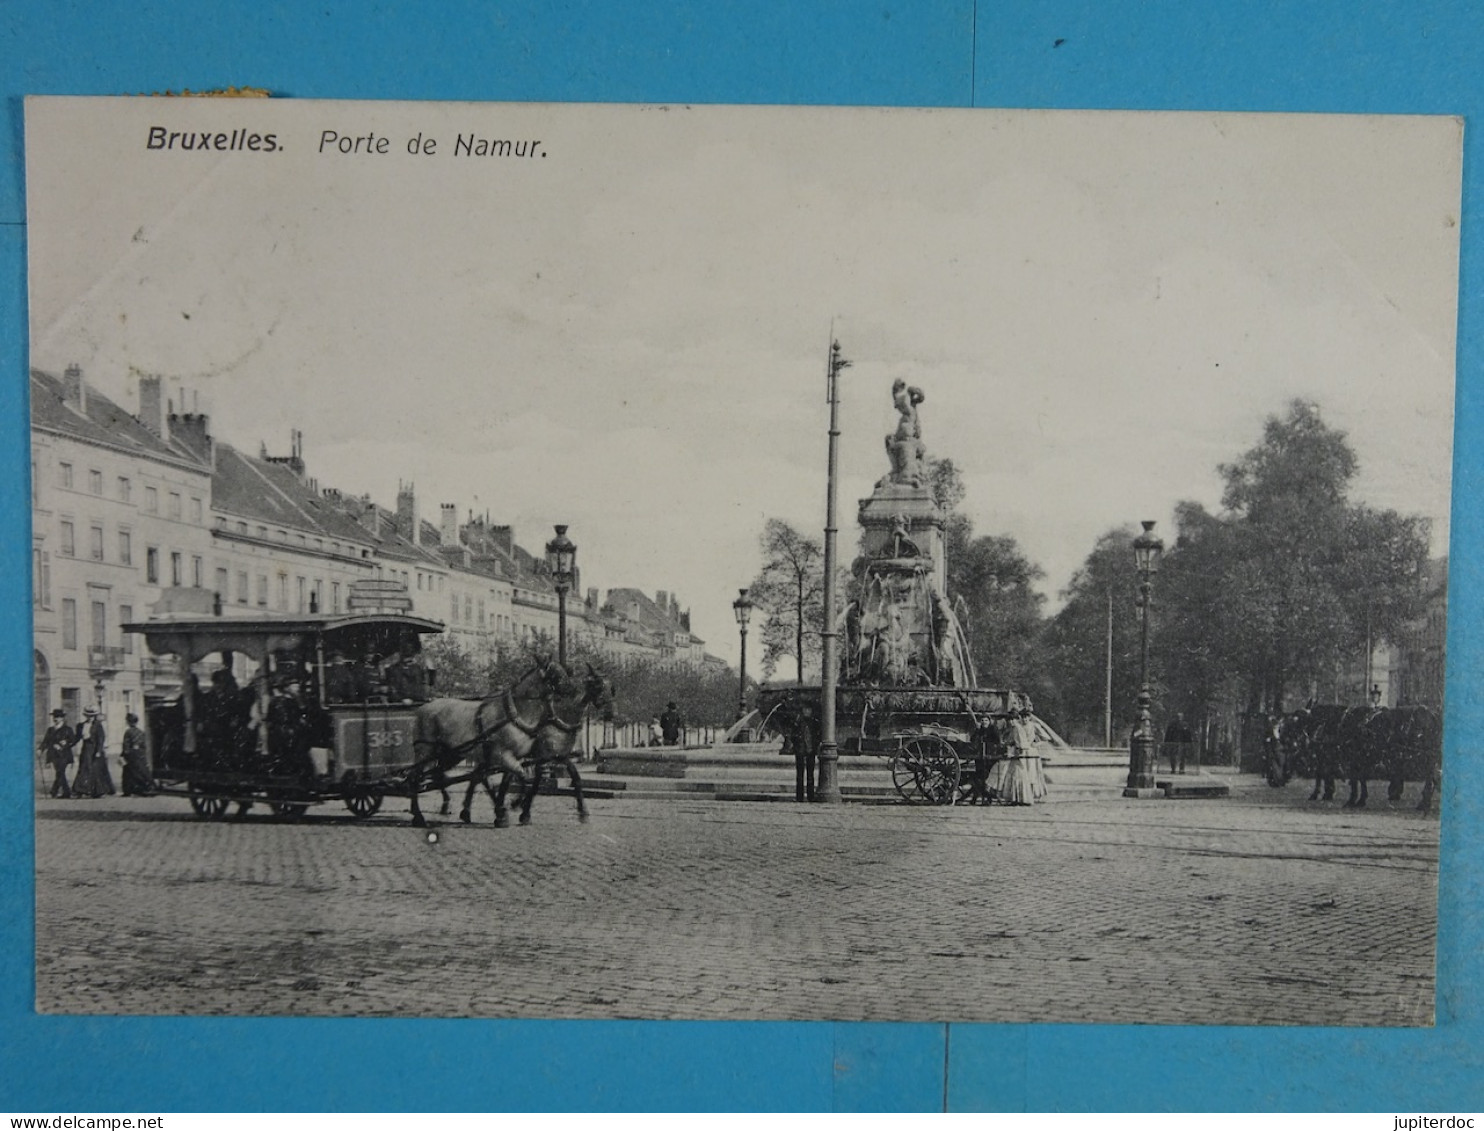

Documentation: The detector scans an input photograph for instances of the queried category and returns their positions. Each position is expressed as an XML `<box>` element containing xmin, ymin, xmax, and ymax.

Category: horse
<box><xmin>407</xmin><ymin>659</ymin><xmax>613</xmax><ymax>828</ymax></box>
<box><xmin>1349</xmin><ymin>704</ymin><xmax>1443</xmax><ymax>812</ymax></box>
<box><xmin>485</xmin><ymin>661</ymin><xmax>615</xmax><ymax>827</ymax></box>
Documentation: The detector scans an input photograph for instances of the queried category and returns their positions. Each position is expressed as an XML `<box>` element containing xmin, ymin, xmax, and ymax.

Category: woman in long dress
<box><xmin>73</xmin><ymin>709</ymin><xmax>116</xmax><ymax>798</ymax></box>
<box><xmin>992</xmin><ymin>712</ymin><xmax>1047</xmax><ymax>805</ymax></box>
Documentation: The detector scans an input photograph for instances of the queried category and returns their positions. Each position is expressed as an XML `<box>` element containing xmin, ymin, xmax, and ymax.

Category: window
<box><xmin>170</xmin><ymin>551</ymin><xmax>182</xmax><ymax>586</ymax></box>
<box><xmin>332</xmin><ymin>581</ymin><xmax>342</xmax><ymax>614</ymax></box>
<box><xmin>312</xmin><ymin>579</ymin><xmax>323</xmax><ymax>614</ymax></box>
<box><xmin>31</xmin><ymin>453</ymin><xmax>38</xmax><ymax>508</ymax></box>
<box><xmin>192</xmin><ymin>555</ymin><xmax>203</xmax><ymax>588</ymax></box>
<box><xmin>145</xmin><ymin>546</ymin><xmax>159</xmax><ymax>584</ymax></box>
<box><xmin>168</xmin><ymin>492</ymin><xmax>181</xmax><ymax>520</ymax></box>
<box><xmin>89</xmin><ymin>525</ymin><xmax>104</xmax><ymax>561</ymax></box>
<box><xmin>451</xmin><ymin>594</ymin><xmax>459</xmax><ymax>623</ymax></box>
<box><xmin>236</xmin><ymin>571</ymin><xmax>248</xmax><ymax>605</ymax></box>
<box><xmin>296</xmin><ymin>575</ymin><xmax>306</xmax><ymax>612</ymax></box>
<box><xmin>236</xmin><ymin>521</ymin><xmax>247</xmax><ymax>535</ymax></box>
<box><xmin>478</xmin><ymin>599</ymin><xmax>486</xmax><ymax>628</ymax></box>
<box><xmin>256</xmin><ymin>575</ymin><xmax>268</xmax><ymax>607</ymax></box>
<box><xmin>144</xmin><ymin>486</ymin><xmax>158</xmax><ymax>513</ymax></box>
<box><xmin>120</xmin><ymin>604</ymin><xmax>133</xmax><ymax>654</ymax></box>
<box><xmin>61</xmin><ymin>599</ymin><xmax>77</xmax><ymax>650</ymax></box>
<box><xmin>59</xmin><ymin>462</ymin><xmax>73</xmax><ymax>488</ymax></box>
<box><xmin>33</xmin><ymin>549</ymin><xmax>51</xmax><ymax>609</ymax></box>
<box><xmin>59</xmin><ymin>520</ymin><xmax>75</xmax><ymax>557</ymax></box>
<box><xmin>215</xmin><ymin>567</ymin><xmax>229</xmax><ymax>597</ymax></box>
<box><xmin>88</xmin><ymin>469</ymin><xmax>102</xmax><ymax>495</ymax></box>
<box><xmin>118</xmin><ymin>530</ymin><xmax>132</xmax><ymax>566</ymax></box>
<box><xmin>278</xmin><ymin>575</ymin><xmax>288</xmax><ymax>610</ymax></box>
<box><xmin>117</xmin><ymin>476</ymin><xmax>131</xmax><ymax>503</ymax></box>
<box><xmin>464</xmin><ymin>595</ymin><xmax>472</xmax><ymax>624</ymax></box>
<box><xmin>190</xmin><ymin>497</ymin><xmax>203</xmax><ymax>524</ymax></box>
<box><xmin>91</xmin><ymin>601</ymin><xmax>106</xmax><ymax>647</ymax></box>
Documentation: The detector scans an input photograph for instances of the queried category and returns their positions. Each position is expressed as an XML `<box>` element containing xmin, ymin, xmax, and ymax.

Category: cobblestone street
<box><xmin>33</xmin><ymin>777</ymin><xmax>1439</xmax><ymax>1026</ymax></box>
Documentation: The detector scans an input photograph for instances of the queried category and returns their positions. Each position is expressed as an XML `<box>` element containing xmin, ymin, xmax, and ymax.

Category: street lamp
<box><xmin>544</xmin><ymin>524</ymin><xmax>577</xmax><ymax>669</ymax></box>
<box><xmin>1125</xmin><ymin>520</ymin><xmax>1165</xmax><ymax>796</ymax></box>
<box><xmin>732</xmin><ymin>588</ymin><xmax>754</xmax><ymax>722</ymax></box>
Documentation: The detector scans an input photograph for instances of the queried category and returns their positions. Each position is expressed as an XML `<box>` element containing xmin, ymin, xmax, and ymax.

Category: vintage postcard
<box><xmin>25</xmin><ymin>97</ymin><xmax>1458</xmax><ymax>1024</ymax></box>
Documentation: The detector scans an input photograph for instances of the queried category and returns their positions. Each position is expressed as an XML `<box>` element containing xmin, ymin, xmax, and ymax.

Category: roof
<box><xmin>605</xmin><ymin>587</ymin><xmax>703</xmax><ymax>645</ymax></box>
<box><xmin>30</xmin><ymin>369</ymin><xmax>207</xmax><ymax>470</ymax></box>
<box><xmin>212</xmin><ymin>441</ymin><xmax>377</xmax><ymax>546</ymax></box>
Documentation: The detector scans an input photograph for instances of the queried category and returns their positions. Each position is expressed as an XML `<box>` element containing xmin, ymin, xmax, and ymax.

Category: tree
<box><xmin>749</xmin><ymin>518</ymin><xmax>825</xmax><ymax>681</ymax></box>
<box><xmin>1040</xmin><ymin>527</ymin><xmax>1144</xmax><ymax>743</ymax></box>
<box><xmin>945</xmin><ymin>518</ymin><xmax>1046</xmax><ymax>692</ymax></box>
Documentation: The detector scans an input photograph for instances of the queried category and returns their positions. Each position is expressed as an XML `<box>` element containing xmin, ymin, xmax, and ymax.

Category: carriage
<box><xmin>756</xmin><ymin>683</ymin><xmax>1039</xmax><ymax>805</ymax></box>
<box><xmin>124</xmin><ymin>601</ymin><xmax>445</xmax><ymax>820</ymax></box>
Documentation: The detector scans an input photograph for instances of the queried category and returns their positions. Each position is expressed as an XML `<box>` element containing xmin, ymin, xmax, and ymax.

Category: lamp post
<box><xmin>544</xmin><ymin>524</ymin><xmax>577</xmax><ymax>669</ymax></box>
<box><xmin>1124</xmin><ymin>520</ymin><xmax>1165</xmax><ymax>796</ymax></box>
<box><xmin>732</xmin><ymin>588</ymin><xmax>754</xmax><ymax>721</ymax></box>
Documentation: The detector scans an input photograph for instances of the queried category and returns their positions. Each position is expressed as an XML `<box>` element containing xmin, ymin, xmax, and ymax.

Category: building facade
<box><xmin>30</xmin><ymin>365</ymin><xmax>724</xmax><ymax>747</ymax></box>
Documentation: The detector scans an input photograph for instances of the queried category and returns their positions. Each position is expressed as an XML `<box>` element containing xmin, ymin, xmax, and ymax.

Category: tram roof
<box><xmin>121</xmin><ymin>610</ymin><xmax>445</xmax><ymax>638</ymax></box>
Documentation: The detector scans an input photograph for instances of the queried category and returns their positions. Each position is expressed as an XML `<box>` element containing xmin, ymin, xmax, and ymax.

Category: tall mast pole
<box><xmin>816</xmin><ymin>337</ymin><xmax>849</xmax><ymax>804</ymax></box>
<box><xmin>1105</xmin><ymin>585</ymin><xmax>1113</xmax><ymax>748</ymax></box>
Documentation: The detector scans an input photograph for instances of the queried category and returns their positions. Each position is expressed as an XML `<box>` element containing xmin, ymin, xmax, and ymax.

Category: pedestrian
<box><xmin>660</xmin><ymin>701</ymin><xmax>683</xmax><ymax>747</ymax></box>
<box><xmin>991</xmin><ymin>711</ymin><xmax>1047</xmax><ymax>805</ymax></box>
<box><xmin>73</xmin><ymin>708</ymin><xmax>116</xmax><ymax>798</ymax></box>
<box><xmin>1164</xmin><ymin>712</ymin><xmax>1194</xmax><ymax>774</ymax></box>
<box><xmin>120</xmin><ymin>712</ymin><xmax>153</xmax><ymax>796</ymax></box>
<box><xmin>40</xmin><ymin>708</ymin><xmax>77</xmax><ymax>798</ymax></box>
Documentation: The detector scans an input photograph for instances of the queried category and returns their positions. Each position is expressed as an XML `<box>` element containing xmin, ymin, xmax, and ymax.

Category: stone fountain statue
<box><xmin>845</xmin><ymin>380</ymin><xmax>976</xmax><ymax>688</ymax></box>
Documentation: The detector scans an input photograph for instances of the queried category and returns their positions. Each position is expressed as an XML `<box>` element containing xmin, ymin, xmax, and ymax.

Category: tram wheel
<box><xmin>345</xmin><ymin>789</ymin><xmax>383</xmax><ymax>819</ymax></box>
<box><xmin>188</xmin><ymin>786</ymin><xmax>230</xmax><ymax>820</ymax></box>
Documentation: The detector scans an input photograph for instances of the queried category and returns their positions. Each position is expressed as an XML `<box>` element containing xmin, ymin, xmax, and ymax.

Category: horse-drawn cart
<box><xmin>757</xmin><ymin>684</ymin><xmax>1041</xmax><ymax>806</ymax></box>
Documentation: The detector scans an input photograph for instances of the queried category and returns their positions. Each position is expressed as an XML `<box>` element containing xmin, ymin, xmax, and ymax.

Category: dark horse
<box><xmin>1273</xmin><ymin>702</ymin><xmax>1442</xmax><ymax>811</ymax></box>
<box><xmin>408</xmin><ymin>659</ymin><xmax>614</xmax><ymax>828</ymax></box>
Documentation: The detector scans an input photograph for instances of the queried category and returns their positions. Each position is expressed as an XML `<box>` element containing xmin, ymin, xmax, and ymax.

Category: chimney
<box><xmin>440</xmin><ymin>504</ymin><xmax>459</xmax><ymax>547</ymax></box>
<box><xmin>587</xmin><ymin>587</ymin><xmax>599</xmax><ymax>610</ymax></box>
<box><xmin>138</xmin><ymin>375</ymin><xmax>166</xmax><ymax>436</ymax></box>
<box><xmin>396</xmin><ymin>481</ymin><xmax>419</xmax><ymax>545</ymax></box>
<box><xmin>168</xmin><ymin>412</ymin><xmax>214</xmax><ymax>464</ymax></box>
<box><xmin>681</xmin><ymin>610</ymin><xmax>691</xmax><ymax>631</ymax></box>
<box><xmin>61</xmin><ymin>364</ymin><xmax>86</xmax><ymax>414</ymax></box>
<box><xmin>671</xmin><ymin>595</ymin><xmax>680</xmax><ymax>622</ymax></box>
<box><xmin>656</xmin><ymin>590</ymin><xmax>667</xmax><ymax>611</ymax></box>
<box><xmin>358</xmin><ymin>493</ymin><xmax>380</xmax><ymax>535</ymax></box>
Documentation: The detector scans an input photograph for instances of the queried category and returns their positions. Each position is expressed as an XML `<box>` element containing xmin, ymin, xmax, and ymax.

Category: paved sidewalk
<box><xmin>33</xmin><ymin>776</ymin><xmax>1439</xmax><ymax>1025</ymax></box>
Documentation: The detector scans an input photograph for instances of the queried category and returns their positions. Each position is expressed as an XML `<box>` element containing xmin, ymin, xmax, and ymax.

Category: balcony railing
<box><xmin>139</xmin><ymin>655</ymin><xmax>179</xmax><ymax>684</ymax></box>
<box><xmin>86</xmin><ymin>645</ymin><xmax>127</xmax><ymax>675</ymax></box>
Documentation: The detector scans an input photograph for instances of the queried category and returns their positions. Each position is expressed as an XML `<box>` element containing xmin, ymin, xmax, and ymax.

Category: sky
<box><xmin>25</xmin><ymin>99</ymin><xmax>1462</xmax><ymax>667</ymax></box>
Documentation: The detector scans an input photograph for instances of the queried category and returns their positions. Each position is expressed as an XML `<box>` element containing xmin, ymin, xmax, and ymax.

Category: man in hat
<box><xmin>660</xmin><ymin>701</ymin><xmax>683</xmax><ymax>747</ymax></box>
<box><xmin>39</xmin><ymin>708</ymin><xmax>77</xmax><ymax>798</ymax></box>
<box><xmin>120</xmin><ymin>712</ymin><xmax>152</xmax><ymax>796</ymax></box>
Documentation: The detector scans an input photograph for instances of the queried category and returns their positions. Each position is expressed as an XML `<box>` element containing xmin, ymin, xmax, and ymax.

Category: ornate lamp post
<box><xmin>1124</xmin><ymin>520</ymin><xmax>1165</xmax><ymax>796</ymax></box>
<box><xmin>544</xmin><ymin>525</ymin><xmax>577</xmax><ymax>668</ymax></box>
<box><xmin>732</xmin><ymin>588</ymin><xmax>754</xmax><ymax>721</ymax></box>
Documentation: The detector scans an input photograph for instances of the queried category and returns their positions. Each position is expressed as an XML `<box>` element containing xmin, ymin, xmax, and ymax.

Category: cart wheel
<box><xmin>188</xmin><ymin>786</ymin><xmax>230</xmax><ymax>820</ymax></box>
<box><xmin>345</xmin><ymin>788</ymin><xmax>383</xmax><ymax>819</ymax></box>
<box><xmin>891</xmin><ymin>736</ymin><xmax>962</xmax><ymax>805</ymax></box>
<box><xmin>270</xmin><ymin>801</ymin><xmax>310</xmax><ymax>819</ymax></box>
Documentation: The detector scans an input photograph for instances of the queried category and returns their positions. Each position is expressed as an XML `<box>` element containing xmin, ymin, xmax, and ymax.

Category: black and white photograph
<box><xmin>25</xmin><ymin>96</ymin><xmax>1458</xmax><ymax>1026</ymax></box>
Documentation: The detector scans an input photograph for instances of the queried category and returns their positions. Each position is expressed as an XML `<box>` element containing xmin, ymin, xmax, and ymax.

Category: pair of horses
<box><xmin>1268</xmin><ymin>703</ymin><xmax>1443</xmax><ymax>813</ymax></box>
<box><xmin>406</xmin><ymin>658</ymin><xmax>615</xmax><ymax>828</ymax></box>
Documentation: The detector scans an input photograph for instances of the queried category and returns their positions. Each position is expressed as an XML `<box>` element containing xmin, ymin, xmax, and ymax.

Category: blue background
<box><xmin>2</xmin><ymin>0</ymin><xmax>1481</xmax><ymax>1112</ymax></box>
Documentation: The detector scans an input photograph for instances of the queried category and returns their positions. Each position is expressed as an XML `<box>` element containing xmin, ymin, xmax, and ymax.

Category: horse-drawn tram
<box><xmin>124</xmin><ymin>603</ymin><xmax>444</xmax><ymax>819</ymax></box>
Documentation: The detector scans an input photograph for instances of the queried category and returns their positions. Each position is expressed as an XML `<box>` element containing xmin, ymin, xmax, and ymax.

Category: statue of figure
<box><xmin>877</xmin><ymin>379</ymin><xmax>928</xmax><ymax>488</ymax></box>
<box><xmin>843</xmin><ymin>600</ymin><xmax>863</xmax><ymax>679</ymax></box>
<box><xmin>890</xmin><ymin>515</ymin><xmax>921</xmax><ymax>559</ymax></box>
